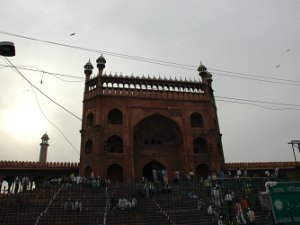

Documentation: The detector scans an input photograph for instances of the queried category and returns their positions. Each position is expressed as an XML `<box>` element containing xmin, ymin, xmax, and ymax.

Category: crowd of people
<box><xmin>194</xmin><ymin>169</ymin><xmax>279</xmax><ymax>225</ymax></box>
<box><xmin>0</xmin><ymin>166</ymin><xmax>285</xmax><ymax>225</ymax></box>
<box><xmin>109</xmin><ymin>193</ymin><xmax>137</xmax><ymax>211</ymax></box>
<box><xmin>200</xmin><ymin>180</ymin><xmax>257</xmax><ymax>224</ymax></box>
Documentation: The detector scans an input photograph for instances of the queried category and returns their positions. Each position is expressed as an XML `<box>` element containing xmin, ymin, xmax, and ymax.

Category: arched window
<box><xmin>107</xmin><ymin>135</ymin><xmax>123</xmax><ymax>153</ymax></box>
<box><xmin>85</xmin><ymin>140</ymin><xmax>93</xmax><ymax>154</ymax></box>
<box><xmin>193</xmin><ymin>137</ymin><xmax>207</xmax><ymax>154</ymax></box>
<box><xmin>87</xmin><ymin>113</ymin><xmax>94</xmax><ymax>127</ymax></box>
<box><xmin>190</xmin><ymin>112</ymin><xmax>203</xmax><ymax>128</ymax></box>
<box><xmin>108</xmin><ymin>108</ymin><xmax>123</xmax><ymax>124</ymax></box>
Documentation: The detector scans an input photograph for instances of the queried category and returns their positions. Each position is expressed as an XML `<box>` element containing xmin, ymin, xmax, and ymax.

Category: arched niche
<box><xmin>108</xmin><ymin>108</ymin><xmax>123</xmax><ymax>125</ymax></box>
<box><xmin>190</xmin><ymin>112</ymin><xmax>203</xmax><ymax>128</ymax></box>
<box><xmin>193</xmin><ymin>137</ymin><xmax>207</xmax><ymax>154</ymax></box>
<box><xmin>196</xmin><ymin>163</ymin><xmax>209</xmax><ymax>179</ymax></box>
<box><xmin>107</xmin><ymin>164</ymin><xmax>123</xmax><ymax>183</ymax></box>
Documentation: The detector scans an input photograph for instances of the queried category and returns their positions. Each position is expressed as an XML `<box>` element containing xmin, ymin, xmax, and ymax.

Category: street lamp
<box><xmin>288</xmin><ymin>140</ymin><xmax>300</xmax><ymax>166</ymax></box>
<box><xmin>0</xmin><ymin>41</ymin><xmax>15</xmax><ymax>57</ymax></box>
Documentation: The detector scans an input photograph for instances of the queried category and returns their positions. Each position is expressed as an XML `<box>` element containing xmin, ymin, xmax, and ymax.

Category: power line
<box><xmin>2</xmin><ymin>31</ymin><xmax>300</xmax><ymax>112</ymax></box>
<box><xmin>215</xmin><ymin>95</ymin><xmax>300</xmax><ymax>108</ymax></box>
<box><xmin>210</xmin><ymin>68</ymin><xmax>300</xmax><ymax>83</ymax></box>
<box><xmin>2</xmin><ymin>57</ymin><xmax>82</xmax><ymax>121</ymax></box>
<box><xmin>3</xmin><ymin>57</ymin><xmax>299</xmax><ymax>111</ymax></box>
<box><xmin>3</xmin><ymin>57</ymin><xmax>80</xmax><ymax>156</ymax></box>
<box><xmin>213</xmin><ymin>72</ymin><xmax>300</xmax><ymax>86</ymax></box>
<box><xmin>216</xmin><ymin>99</ymin><xmax>300</xmax><ymax>111</ymax></box>
<box><xmin>0</xmin><ymin>64</ymin><xmax>84</xmax><ymax>82</ymax></box>
<box><xmin>30</xmin><ymin>80</ymin><xmax>80</xmax><ymax>156</ymax></box>
<box><xmin>1</xmin><ymin>30</ymin><xmax>299</xmax><ymax>85</ymax></box>
<box><xmin>1</xmin><ymin>63</ymin><xmax>299</xmax><ymax>87</ymax></box>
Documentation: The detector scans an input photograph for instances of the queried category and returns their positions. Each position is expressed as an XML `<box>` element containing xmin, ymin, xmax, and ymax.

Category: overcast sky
<box><xmin>0</xmin><ymin>0</ymin><xmax>299</xmax><ymax>164</ymax></box>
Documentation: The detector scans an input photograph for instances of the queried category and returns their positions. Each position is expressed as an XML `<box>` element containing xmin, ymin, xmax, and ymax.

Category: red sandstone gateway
<box><xmin>79</xmin><ymin>56</ymin><xmax>224</xmax><ymax>182</ymax></box>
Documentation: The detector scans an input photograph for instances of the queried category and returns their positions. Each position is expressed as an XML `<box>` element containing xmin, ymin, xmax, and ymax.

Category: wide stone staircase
<box><xmin>0</xmin><ymin>177</ymin><xmax>298</xmax><ymax>225</ymax></box>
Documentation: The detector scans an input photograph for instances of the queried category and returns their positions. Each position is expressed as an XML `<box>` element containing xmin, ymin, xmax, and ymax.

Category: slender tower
<box><xmin>39</xmin><ymin>133</ymin><xmax>49</xmax><ymax>163</ymax></box>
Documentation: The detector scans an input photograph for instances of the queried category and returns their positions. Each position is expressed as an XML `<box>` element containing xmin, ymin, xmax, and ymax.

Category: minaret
<box><xmin>39</xmin><ymin>133</ymin><xmax>49</xmax><ymax>163</ymax></box>
<box><xmin>84</xmin><ymin>60</ymin><xmax>94</xmax><ymax>92</ymax></box>
<box><xmin>96</xmin><ymin>54</ymin><xmax>106</xmax><ymax>76</ymax></box>
<box><xmin>84</xmin><ymin>59</ymin><xmax>94</xmax><ymax>81</ymax></box>
<box><xmin>197</xmin><ymin>62</ymin><xmax>213</xmax><ymax>86</ymax></box>
<box><xmin>96</xmin><ymin>54</ymin><xmax>106</xmax><ymax>87</ymax></box>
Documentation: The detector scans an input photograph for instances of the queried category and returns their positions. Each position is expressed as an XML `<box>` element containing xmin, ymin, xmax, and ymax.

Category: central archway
<box><xmin>142</xmin><ymin>161</ymin><xmax>165</xmax><ymax>181</ymax></box>
<box><xmin>134</xmin><ymin>113</ymin><xmax>183</xmax><ymax>181</ymax></box>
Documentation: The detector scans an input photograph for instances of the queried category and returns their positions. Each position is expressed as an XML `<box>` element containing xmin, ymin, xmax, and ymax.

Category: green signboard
<box><xmin>269</xmin><ymin>182</ymin><xmax>300</xmax><ymax>225</ymax></box>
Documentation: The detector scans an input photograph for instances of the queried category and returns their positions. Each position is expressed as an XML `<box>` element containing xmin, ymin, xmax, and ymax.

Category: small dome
<box><xmin>197</xmin><ymin>62</ymin><xmax>207</xmax><ymax>72</ymax></box>
<box><xmin>206</xmin><ymin>72</ymin><xmax>213</xmax><ymax>82</ymax></box>
<box><xmin>84</xmin><ymin>60</ymin><xmax>93</xmax><ymax>70</ymax></box>
<box><xmin>96</xmin><ymin>54</ymin><xmax>106</xmax><ymax>64</ymax></box>
<box><xmin>41</xmin><ymin>133</ymin><xmax>49</xmax><ymax>141</ymax></box>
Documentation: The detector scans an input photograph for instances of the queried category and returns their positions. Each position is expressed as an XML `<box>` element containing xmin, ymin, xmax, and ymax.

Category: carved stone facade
<box><xmin>79</xmin><ymin>56</ymin><xmax>225</xmax><ymax>182</ymax></box>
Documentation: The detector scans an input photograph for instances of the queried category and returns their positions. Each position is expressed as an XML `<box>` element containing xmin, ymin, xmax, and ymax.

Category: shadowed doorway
<box><xmin>142</xmin><ymin>161</ymin><xmax>165</xmax><ymax>181</ymax></box>
<box><xmin>196</xmin><ymin>163</ymin><xmax>209</xmax><ymax>179</ymax></box>
<box><xmin>107</xmin><ymin>164</ymin><xmax>123</xmax><ymax>183</ymax></box>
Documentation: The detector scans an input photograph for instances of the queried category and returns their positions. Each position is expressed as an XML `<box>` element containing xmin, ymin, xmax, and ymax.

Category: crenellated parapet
<box><xmin>224</xmin><ymin>161</ymin><xmax>297</xmax><ymax>170</ymax></box>
<box><xmin>83</xmin><ymin>56</ymin><xmax>215</xmax><ymax>104</ymax></box>
<box><xmin>92</xmin><ymin>72</ymin><xmax>203</xmax><ymax>92</ymax></box>
<box><xmin>85</xmin><ymin>72</ymin><xmax>208</xmax><ymax>102</ymax></box>
<box><xmin>0</xmin><ymin>160</ymin><xmax>78</xmax><ymax>169</ymax></box>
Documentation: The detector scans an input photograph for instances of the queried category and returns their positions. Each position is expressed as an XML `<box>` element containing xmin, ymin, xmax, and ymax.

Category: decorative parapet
<box><xmin>224</xmin><ymin>161</ymin><xmax>297</xmax><ymax>170</ymax></box>
<box><xmin>85</xmin><ymin>73</ymin><xmax>205</xmax><ymax>95</ymax></box>
<box><xmin>0</xmin><ymin>161</ymin><xmax>78</xmax><ymax>169</ymax></box>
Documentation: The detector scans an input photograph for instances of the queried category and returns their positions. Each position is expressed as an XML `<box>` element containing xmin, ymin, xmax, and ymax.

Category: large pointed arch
<box><xmin>134</xmin><ymin>113</ymin><xmax>182</xmax><ymax>147</ymax></box>
<box><xmin>133</xmin><ymin>113</ymin><xmax>183</xmax><ymax>181</ymax></box>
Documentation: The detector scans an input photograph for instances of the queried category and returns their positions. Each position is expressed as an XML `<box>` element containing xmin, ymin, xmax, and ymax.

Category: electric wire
<box><xmin>1</xmin><ymin>30</ymin><xmax>299</xmax><ymax>85</ymax></box>
<box><xmin>216</xmin><ymin>99</ymin><xmax>300</xmax><ymax>111</ymax></box>
<box><xmin>3</xmin><ymin>57</ymin><xmax>80</xmax><ymax>156</ymax></box>
<box><xmin>2</xmin><ymin>31</ymin><xmax>300</xmax><ymax>112</ymax></box>
<box><xmin>213</xmin><ymin>72</ymin><xmax>300</xmax><ymax>86</ymax></box>
<box><xmin>0</xmin><ymin>64</ymin><xmax>84</xmax><ymax>82</ymax></box>
<box><xmin>2</xmin><ymin>58</ymin><xmax>82</xmax><ymax>121</ymax></box>
<box><xmin>209</xmin><ymin>68</ymin><xmax>300</xmax><ymax>83</ymax></box>
<box><xmin>30</xmin><ymin>79</ymin><xmax>80</xmax><ymax>155</ymax></box>
<box><xmin>1</xmin><ymin>63</ymin><xmax>298</xmax><ymax>87</ymax></box>
<box><xmin>2</xmin><ymin>59</ymin><xmax>299</xmax><ymax>111</ymax></box>
<box><xmin>215</xmin><ymin>95</ymin><xmax>300</xmax><ymax>108</ymax></box>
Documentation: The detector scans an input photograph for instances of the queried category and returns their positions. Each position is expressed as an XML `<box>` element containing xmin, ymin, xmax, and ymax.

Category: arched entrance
<box><xmin>142</xmin><ymin>161</ymin><xmax>165</xmax><ymax>181</ymax></box>
<box><xmin>133</xmin><ymin>114</ymin><xmax>183</xmax><ymax>181</ymax></box>
<box><xmin>107</xmin><ymin>164</ymin><xmax>123</xmax><ymax>183</ymax></box>
<box><xmin>196</xmin><ymin>163</ymin><xmax>209</xmax><ymax>179</ymax></box>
